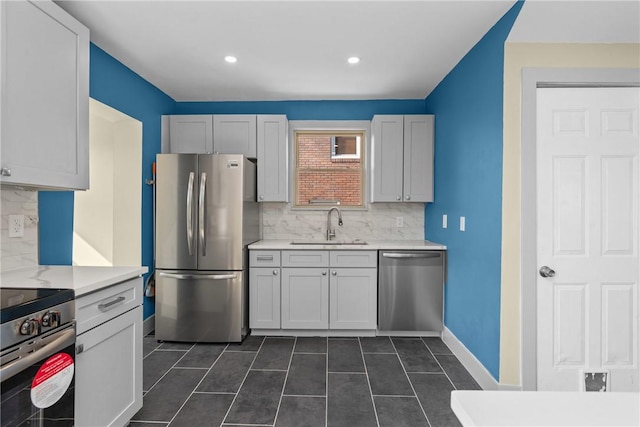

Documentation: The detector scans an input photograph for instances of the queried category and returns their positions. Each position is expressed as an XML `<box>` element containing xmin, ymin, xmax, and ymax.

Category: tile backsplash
<box><xmin>1</xmin><ymin>189</ymin><xmax>39</xmax><ymax>272</ymax></box>
<box><xmin>262</xmin><ymin>202</ymin><xmax>425</xmax><ymax>241</ymax></box>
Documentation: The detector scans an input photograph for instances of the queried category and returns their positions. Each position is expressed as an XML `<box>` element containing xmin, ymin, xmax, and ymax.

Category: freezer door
<box><xmin>155</xmin><ymin>154</ymin><xmax>198</xmax><ymax>270</ymax></box>
<box><xmin>197</xmin><ymin>154</ymin><xmax>245</xmax><ymax>270</ymax></box>
<box><xmin>155</xmin><ymin>270</ymin><xmax>247</xmax><ymax>342</ymax></box>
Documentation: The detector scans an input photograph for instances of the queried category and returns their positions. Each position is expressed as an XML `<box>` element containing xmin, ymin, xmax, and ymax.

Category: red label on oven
<box><xmin>31</xmin><ymin>352</ymin><xmax>74</xmax><ymax>408</ymax></box>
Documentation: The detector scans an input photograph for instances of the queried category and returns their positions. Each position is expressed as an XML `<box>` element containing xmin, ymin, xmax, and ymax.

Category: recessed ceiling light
<box><xmin>225</xmin><ymin>56</ymin><xmax>237</xmax><ymax>63</ymax></box>
<box><xmin>347</xmin><ymin>56</ymin><xmax>360</xmax><ymax>64</ymax></box>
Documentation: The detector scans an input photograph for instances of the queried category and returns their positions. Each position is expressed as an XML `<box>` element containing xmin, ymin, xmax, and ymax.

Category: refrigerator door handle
<box><xmin>199</xmin><ymin>172</ymin><xmax>207</xmax><ymax>257</ymax></box>
<box><xmin>186</xmin><ymin>172</ymin><xmax>195</xmax><ymax>255</ymax></box>
<box><xmin>158</xmin><ymin>272</ymin><xmax>237</xmax><ymax>280</ymax></box>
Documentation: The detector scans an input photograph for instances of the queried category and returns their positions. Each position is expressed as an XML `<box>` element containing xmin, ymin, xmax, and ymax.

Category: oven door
<box><xmin>1</xmin><ymin>323</ymin><xmax>75</xmax><ymax>427</ymax></box>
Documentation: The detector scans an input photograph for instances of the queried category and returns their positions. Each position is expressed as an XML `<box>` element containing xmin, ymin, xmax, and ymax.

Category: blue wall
<box><xmin>424</xmin><ymin>1</ymin><xmax>523</xmax><ymax>380</ymax></box>
<box><xmin>175</xmin><ymin>99</ymin><xmax>426</xmax><ymax>120</ymax></box>
<box><xmin>39</xmin><ymin>44</ymin><xmax>175</xmax><ymax>319</ymax></box>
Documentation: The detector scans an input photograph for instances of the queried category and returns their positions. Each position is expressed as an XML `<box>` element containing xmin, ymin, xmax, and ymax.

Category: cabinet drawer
<box><xmin>250</xmin><ymin>250</ymin><xmax>281</xmax><ymax>267</ymax></box>
<box><xmin>282</xmin><ymin>250</ymin><xmax>329</xmax><ymax>267</ymax></box>
<box><xmin>330</xmin><ymin>251</ymin><xmax>377</xmax><ymax>268</ymax></box>
<box><xmin>76</xmin><ymin>277</ymin><xmax>142</xmax><ymax>335</ymax></box>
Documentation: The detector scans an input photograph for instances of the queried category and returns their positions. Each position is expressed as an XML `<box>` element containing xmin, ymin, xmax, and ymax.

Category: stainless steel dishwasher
<box><xmin>378</xmin><ymin>250</ymin><xmax>445</xmax><ymax>332</ymax></box>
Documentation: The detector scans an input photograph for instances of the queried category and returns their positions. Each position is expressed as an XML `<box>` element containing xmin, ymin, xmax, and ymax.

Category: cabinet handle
<box><xmin>322</xmin><ymin>270</ymin><xmax>327</xmax><ymax>276</ymax></box>
<box><xmin>259</xmin><ymin>195</ymin><xmax>264</xmax><ymax>200</ymax></box>
<box><xmin>405</xmin><ymin>195</ymin><xmax>411</xmax><ymax>200</ymax></box>
<box><xmin>273</xmin><ymin>270</ymin><xmax>278</xmax><ymax>276</ymax></box>
<box><xmin>76</xmin><ymin>344</ymin><xmax>84</xmax><ymax>354</ymax></box>
<box><xmin>98</xmin><ymin>296</ymin><xmax>126</xmax><ymax>311</ymax></box>
<box><xmin>0</xmin><ymin>168</ymin><xmax>11</xmax><ymax>177</ymax></box>
<box><xmin>257</xmin><ymin>255</ymin><xmax>273</xmax><ymax>261</ymax></box>
<box><xmin>396</xmin><ymin>196</ymin><xmax>401</xmax><ymax>201</ymax></box>
<box><xmin>332</xmin><ymin>271</ymin><xmax>337</xmax><ymax>276</ymax></box>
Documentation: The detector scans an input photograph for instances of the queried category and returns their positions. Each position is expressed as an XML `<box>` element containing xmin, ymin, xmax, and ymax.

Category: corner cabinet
<box><xmin>75</xmin><ymin>278</ymin><xmax>143</xmax><ymax>427</ymax></box>
<box><xmin>1</xmin><ymin>0</ymin><xmax>90</xmax><ymax>190</ymax></box>
<box><xmin>371</xmin><ymin>115</ymin><xmax>434</xmax><ymax>203</ymax></box>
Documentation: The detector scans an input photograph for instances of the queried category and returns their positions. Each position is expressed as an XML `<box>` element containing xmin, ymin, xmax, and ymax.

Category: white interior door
<box><xmin>536</xmin><ymin>87</ymin><xmax>639</xmax><ymax>392</ymax></box>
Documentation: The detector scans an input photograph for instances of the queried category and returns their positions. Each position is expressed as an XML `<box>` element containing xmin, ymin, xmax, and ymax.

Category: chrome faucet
<box><xmin>326</xmin><ymin>207</ymin><xmax>343</xmax><ymax>241</ymax></box>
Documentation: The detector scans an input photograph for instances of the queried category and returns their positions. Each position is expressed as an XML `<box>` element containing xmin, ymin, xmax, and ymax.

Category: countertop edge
<box><xmin>0</xmin><ymin>266</ymin><xmax>149</xmax><ymax>296</ymax></box>
<box><xmin>248</xmin><ymin>239</ymin><xmax>447</xmax><ymax>250</ymax></box>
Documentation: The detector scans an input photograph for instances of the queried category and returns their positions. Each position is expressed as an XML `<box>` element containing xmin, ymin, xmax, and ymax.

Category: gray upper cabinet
<box><xmin>166</xmin><ymin>115</ymin><xmax>258</xmax><ymax>158</ymax></box>
<box><xmin>371</xmin><ymin>115</ymin><xmax>434</xmax><ymax>203</ymax></box>
<box><xmin>257</xmin><ymin>115</ymin><xmax>288</xmax><ymax>202</ymax></box>
<box><xmin>214</xmin><ymin>115</ymin><xmax>257</xmax><ymax>158</ymax></box>
<box><xmin>1</xmin><ymin>0</ymin><xmax>90</xmax><ymax>190</ymax></box>
<box><xmin>168</xmin><ymin>115</ymin><xmax>213</xmax><ymax>153</ymax></box>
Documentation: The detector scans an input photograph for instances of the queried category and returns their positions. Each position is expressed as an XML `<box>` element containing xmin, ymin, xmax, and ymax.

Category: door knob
<box><xmin>539</xmin><ymin>266</ymin><xmax>556</xmax><ymax>278</ymax></box>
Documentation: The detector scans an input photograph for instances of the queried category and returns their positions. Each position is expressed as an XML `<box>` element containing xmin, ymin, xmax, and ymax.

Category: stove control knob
<box><xmin>41</xmin><ymin>311</ymin><xmax>61</xmax><ymax>327</ymax></box>
<box><xmin>20</xmin><ymin>318</ymin><xmax>40</xmax><ymax>336</ymax></box>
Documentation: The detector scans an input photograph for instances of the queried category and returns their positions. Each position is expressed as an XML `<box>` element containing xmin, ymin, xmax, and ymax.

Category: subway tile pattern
<box><xmin>132</xmin><ymin>334</ymin><xmax>479</xmax><ymax>427</ymax></box>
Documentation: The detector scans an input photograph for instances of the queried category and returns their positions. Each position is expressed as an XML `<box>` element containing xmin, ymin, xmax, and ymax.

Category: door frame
<box><xmin>520</xmin><ymin>68</ymin><xmax>640</xmax><ymax>391</ymax></box>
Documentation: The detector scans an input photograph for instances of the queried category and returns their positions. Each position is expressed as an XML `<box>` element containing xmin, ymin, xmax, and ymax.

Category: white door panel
<box><xmin>537</xmin><ymin>87</ymin><xmax>639</xmax><ymax>392</ymax></box>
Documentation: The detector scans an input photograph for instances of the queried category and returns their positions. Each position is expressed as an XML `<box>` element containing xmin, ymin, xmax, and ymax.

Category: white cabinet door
<box><xmin>371</xmin><ymin>115</ymin><xmax>404</xmax><ymax>202</ymax></box>
<box><xmin>403</xmin><ymin>115</ymin><xmax>434</xmax><ymax>202</ymax></box>
<box><xmin>329</xmin><ymin>268</ymin><xmax>377</xmax><ymax>330</ymax></box>
<box><xmin>371</xmin><ymin>115</ymin><xmax>434</xmax><ymax>203</ymax></box>
<box><xmin>281</xmin><ymin>268</ymin><xmax>329</xmax><ymax>329</ymax></box>
<box><xmin>213</xmin><ymin>115</ymin><xmax>257</xmax><ymax>157</ymax></box>
<box><xmin>250</xmin><ymin>267</ymin><xmax>281</xmax><ymax>329</ymax></box>
<box><xmin>257</xmin><ymin>115</ymin><xmax>288</xmax><ymax>202</ymax></box>
<box><xmin>1</xmin><ymin>0</ymin><xmax>89</xmax><ymax>189</ymax></box>
<box><xmin>169</xmin><ymin>115</ymin><xmax>213</xmax><ymax>153</ymax></box>
<box><xmin>75</xmin><ymin>306</ymin><xmax>142</xmax><ymax>427</ymax></box>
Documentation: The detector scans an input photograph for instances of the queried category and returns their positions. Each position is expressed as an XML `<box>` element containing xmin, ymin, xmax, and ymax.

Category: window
<box><xmin>293</xmin><ymin>128</ymin><xmax>366</xmax><ymax>208</ymax></box>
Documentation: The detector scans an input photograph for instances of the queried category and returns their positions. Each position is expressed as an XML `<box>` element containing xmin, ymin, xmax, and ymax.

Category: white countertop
<box><xmin>248</xmin><ymin>239</ymin><xmax>446</xmax><ymax>250</ymax></box>
<box><xmin>0</xmin><ymin>266</ymin><xmax>148</xmax><ymax>297</ymax></box>
<box><xmin>451</xmin><ymin>390</ymin><xmax>640</xmax><ymax>426</ymax></box>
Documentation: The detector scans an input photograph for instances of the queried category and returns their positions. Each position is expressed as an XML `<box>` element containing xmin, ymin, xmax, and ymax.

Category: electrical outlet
<box><xmin>396</xmin><ymin>216</ymin><xmax>404</xmax><ymax>228</ymax></box>
<box><xmin>460</xmin><ymin>216</ymin><xmax>466</xmax><ymax>232</ymax></box>
<box><xmin>9</xmin><ymin>215</ymin><xmax>24</xmax><ymax>238</ymax></box>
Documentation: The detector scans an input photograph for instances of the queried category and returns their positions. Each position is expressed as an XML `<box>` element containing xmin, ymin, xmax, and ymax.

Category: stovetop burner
<box><xmin>1</xmin><ymin>288</ymin><xmax>74</xmax><ymax>324</ymax></box>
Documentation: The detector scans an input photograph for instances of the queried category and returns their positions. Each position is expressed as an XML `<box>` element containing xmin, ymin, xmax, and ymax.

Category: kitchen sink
<box><xmin>290</xmin><ymin>240</ymin><xmax>368</xmax><ymax>245</ymax></box>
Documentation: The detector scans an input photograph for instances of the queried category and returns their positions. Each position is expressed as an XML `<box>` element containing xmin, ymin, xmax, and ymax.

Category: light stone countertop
<box><xmin>248</xmin><ymin>239</ymin><xmax>446</xmax><ymax>250</ymax></box>
<box><xmin>0</xmin><ymin>265</ymin><xmax>148</xmax><ymax>297</ymax></box>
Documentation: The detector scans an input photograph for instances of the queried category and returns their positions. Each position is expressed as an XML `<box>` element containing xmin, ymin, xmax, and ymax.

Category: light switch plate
<box><xmin>442</xmin><ymin>214</ymin><xmax>448</xmax><ymax>229</ymax></box>
<box><xmin>460</xmin><ymin>216</ymin><xmax>466</xmax><ymax>232</ymax></box>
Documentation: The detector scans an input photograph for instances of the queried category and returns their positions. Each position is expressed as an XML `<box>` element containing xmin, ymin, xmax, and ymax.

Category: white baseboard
<box><xmin>442</xmin><ymin>327</ymin><xmax>522</xmax><ymax>391</ymax></box>
<box><xmin>143</xmin><ymin>314</ymin><xmax>155</xmax><ymax>336</ymax></box>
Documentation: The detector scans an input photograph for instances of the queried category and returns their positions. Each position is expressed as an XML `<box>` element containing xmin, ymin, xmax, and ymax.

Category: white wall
<box><xmin>0</xmin><ymin>189</ymin><xmax>38</xmax><ymax>271</ymax></box>
<box><xmin>74</xmin><ymin>99</ymin><xmax>141</xmax><ymax>266</ymax></box>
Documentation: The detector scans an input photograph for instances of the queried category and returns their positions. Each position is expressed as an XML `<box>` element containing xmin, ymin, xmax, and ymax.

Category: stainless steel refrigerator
<box><xmin>154</xmin><ymin>154</ymin><xmax>260</xmax><ymax>342</ymax></box>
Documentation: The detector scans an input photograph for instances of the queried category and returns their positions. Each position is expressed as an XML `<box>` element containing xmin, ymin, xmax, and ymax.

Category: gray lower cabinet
<box><xmin>249</xmin><ymin>250</ymin><xmax>377</xmax><ymax>331</ymax></box>
<box><xmin>281</xmin><ymin>267</ymin><xmax>329</xmax><ymax>329</ymax></box>
<box><xmin>249</xmin><ymin>267</ymin><xmax>281</xmax><ymax>329</ymax></box>
<box><xmin>75</xmin><ymin>278</ymin><xmax>143</xmax><ymax>427</ymax></box>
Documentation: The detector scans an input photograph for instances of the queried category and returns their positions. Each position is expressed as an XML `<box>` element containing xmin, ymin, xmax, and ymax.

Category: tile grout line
<box><xmin>325</xmin><ymin>336</ymin><xmax>328</xmax><ymax>427</ymax></box>
<box><xmin>421</xmin><ymin>338</ymin><xmax>458</xmax><ymax>390</ymax></box>
<box><xmin>357</xmin><ymin>337</ymin><xmax>382</xmax><ymax>427</ymax></box>
<box><xmin>271</xmin><ymin>336</ymin><xmax>298</xmax><ymax>427</ymax></box>
<box><xmin>163</xmin><ymin>342</ymin><xmax>230</xmax><ymax>426</ymax></box>
<box><xmin>143</xmin><ymin>341</ymin><xmax>195</xmax><ymax>394</ymax></box>
<box><xmin>389</xmin><ymin>337</ymin><xmax>433</xmax><ymax>427</ymax></box>
<box><xmin>220</xmin><ymin>336</ymin><xmax>266</xmax><ymax>426</ymax></box>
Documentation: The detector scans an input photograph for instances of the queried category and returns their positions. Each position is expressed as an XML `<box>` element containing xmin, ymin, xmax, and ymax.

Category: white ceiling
<box><xmin>55</xmin><ymin>1</ymin><xmax>516</xmax><ymax>102</ymax></box>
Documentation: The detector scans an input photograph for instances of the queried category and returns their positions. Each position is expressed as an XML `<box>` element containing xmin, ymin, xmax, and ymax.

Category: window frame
<box><xmin>288</xmin><ymin>120</ymin><xmax>371</xmax><ymax>211</ymax></box>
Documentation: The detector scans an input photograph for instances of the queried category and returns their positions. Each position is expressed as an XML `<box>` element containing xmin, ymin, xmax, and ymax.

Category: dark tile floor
<box><xmin>130</xmin><ymin>333</ymin><xmax>480</xmax><ymax>427</ymax></box>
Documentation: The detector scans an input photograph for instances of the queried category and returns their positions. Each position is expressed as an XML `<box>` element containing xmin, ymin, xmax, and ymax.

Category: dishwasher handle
<box><xmin>381</xmin><ymin>252</ymin><xmax>441</xmax><ymax>259</ymax></box>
